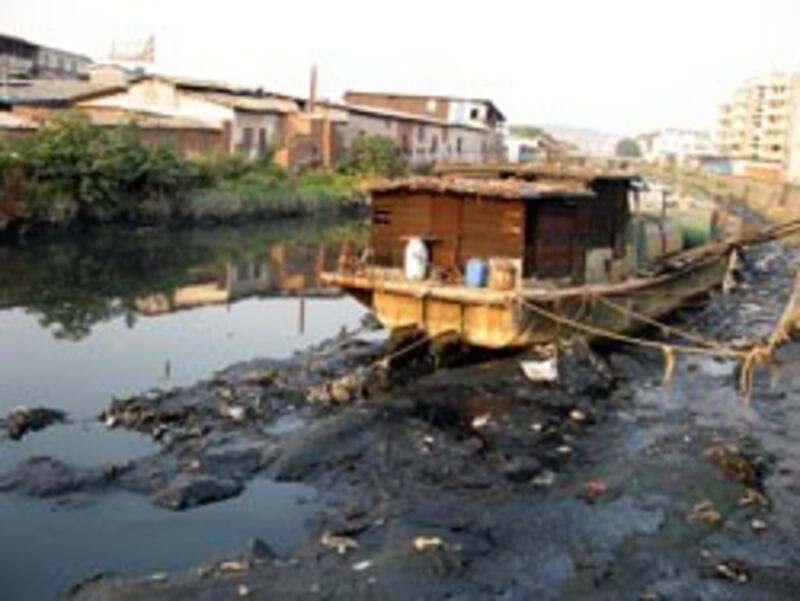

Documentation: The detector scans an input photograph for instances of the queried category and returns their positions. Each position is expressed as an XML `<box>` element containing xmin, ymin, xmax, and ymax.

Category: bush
<box><xmin>344</xmin><ymin>135</ymin><xmax>407</xmax><ymax>178</ymax></box>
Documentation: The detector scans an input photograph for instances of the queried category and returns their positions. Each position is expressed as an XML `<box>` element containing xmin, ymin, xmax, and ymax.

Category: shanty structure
<box><xmin>369</xmin><ymin>173</ymin><xmax>633</xmax><ymax>284</ymax></box>
<box><xmin>322</xmin><ymin>169</ymin><xmax>734</xmax><ymax>348</ymax></box>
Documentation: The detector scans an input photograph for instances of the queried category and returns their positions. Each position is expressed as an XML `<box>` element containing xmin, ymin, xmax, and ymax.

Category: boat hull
<box><xmin>322</xmin><ymin>250</ymin><xmax>731</xmax><ymax>349</ymax></box>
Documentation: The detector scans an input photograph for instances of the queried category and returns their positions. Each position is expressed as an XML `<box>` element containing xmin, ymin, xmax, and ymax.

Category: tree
<box><xmin>346</xmin><ymin>135</ymin><xmax>407</xmax><ymax>178</ymax></box>
<box><xmin>615</xmin><ymin>138</ymin><xmax>642</xmax><ymax>158</ymax></box>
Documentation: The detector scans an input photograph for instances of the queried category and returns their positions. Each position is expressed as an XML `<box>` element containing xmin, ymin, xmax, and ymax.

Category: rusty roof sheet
<box><xmin>367</xmin><ymin>176</ymin><xmax>594</xmax><ymax>200</ymax></box>
<box><xmin>0</xmin><ymin>79</ymin><xmax>125</xmax><ymax>106</ymax></box>
<box><xmin>435</xmin><ymin>162</ymin><xmax>640</xmax><ymax>182</ymax></box>
<box><xmin>183</xmin><ymin>91</ymin><xmax>298</xmax><ymax>114</ymax></box>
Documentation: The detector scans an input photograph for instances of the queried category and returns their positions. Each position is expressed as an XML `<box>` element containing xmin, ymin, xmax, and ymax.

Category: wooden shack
<box><xmin>369</xmin><ymin>175</ymin><xmax>634</xmax><ymax>284</ymax></box>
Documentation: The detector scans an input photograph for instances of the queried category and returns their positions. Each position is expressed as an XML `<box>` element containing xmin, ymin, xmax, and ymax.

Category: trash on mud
<box><xmin>238</xmin><ymin>585</ymin><xmax>252</xmax><ymax>597</ymax></box>
<box><xmin>320</xmin><ymin>531</ymin><xmax>358</xmax><ymax>555</ymax></box>
<box><xmin>739</xmin><ymin>488</ymin><xmax>770</xmax><ymax>508</ymax></box>
<box><xmin>520</xmin><ymin>357</ymin><xmax>558</xmax><ymax>382</ymax></box>
<box><xmin>470</xmin><ymin>413</ymin><xmax>491</xmax><ymax>429</ymax></box>
<box><xmin>218</xmin><ymin>560</ymin><xmax>249</xmax><ymax>573</ymax></box>
<box><xmin>711</xmin><ymin>559</ymin><xmax>751</xmax><ymax>584</ymax></box>
<box><xmin>4</xmin><ymin>406</ymin><xmax>66</xmax><ymax>440</ymax></box>
<box><xmin>532</xmin><ymin>470</ymin><xmax>556</xmax><ymax>488</ymax></box>
<box><xmin>412</xmin><ymin>536</ymin><xmax>446</xmax><ymax>552</ymax></box>
<box><xmin>705</xmin><ymin>444</ymin><xmax>763</xmax><ymax>487</ymax></box>
<box><xmin>688</xmin><ymin>500</ymin><xmax>723</xmax><ymax>526</ymax></box>
<box><xmin>352</xmin><ymin>560</ymin><xmax>373</xmax><ymax>571</ymax></box>
<box><xmin>569</xmin><ymin>409</ymin><xmax>587</xmax><ymax>423</ymax></box>
<box><xmin>581</xmin><ymin>478</ymin><xmax>608</xmax><ymax>501</ymax></box>
<box><xmin>750</xmin><ymin>518</ymin><xmax>768</xmax><ymax>532</ymax></box>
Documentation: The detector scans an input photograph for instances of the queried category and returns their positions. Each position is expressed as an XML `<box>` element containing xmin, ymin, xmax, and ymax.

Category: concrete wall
<box><xmin>232</xmin><ymin>111</ymin><xmax>282</xmax><ymax>158</ymax></box>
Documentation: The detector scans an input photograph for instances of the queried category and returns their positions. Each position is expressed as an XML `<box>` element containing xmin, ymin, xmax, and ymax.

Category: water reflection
<box><xmin>0</xmin><ymin>219</ymin><xmax>367</xmax><ymax>341</ymax></box>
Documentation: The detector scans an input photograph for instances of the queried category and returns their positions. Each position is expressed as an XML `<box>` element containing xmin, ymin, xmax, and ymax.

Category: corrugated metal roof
<box><xmin>435</xmin><ymin>163</ymin><xmax>639</xmax><ymax>182</ymax></box>
<box><xmin>184</xmin><ymin>91</ymin><xmax>298</xmax><ymax>114</ymax></box>
<box><xmin>0</xmin><ymin>79</ymin><xmax>124</xmax><ymax>105</ymax></box>
<box><xmin>344</xmin><ymin>90</ymin><xmax>506</xmax><ymax>121</ymax></box>
<box><xmin>367</xmin><ymin>177</ymin><xmax>594</xmax><ymax>200</ymax></box>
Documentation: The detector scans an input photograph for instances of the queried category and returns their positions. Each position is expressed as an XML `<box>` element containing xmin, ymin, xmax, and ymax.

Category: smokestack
<box><xmin>308</xmin><ymin>64</ymin><xmax>317</xmax><ymax>114</ymax></box>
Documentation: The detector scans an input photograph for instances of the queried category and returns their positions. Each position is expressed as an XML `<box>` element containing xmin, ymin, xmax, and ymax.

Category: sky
<box><xmin>4</xmin><ymin>0</ymin><xmax>800</xmax><ymax>134</ymax></box>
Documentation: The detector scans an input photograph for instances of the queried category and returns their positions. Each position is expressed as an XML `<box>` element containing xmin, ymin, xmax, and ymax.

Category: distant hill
<box><xmin>538</xmin><ymin>124</ymin><xmax>623</xmax><ymax>157</ymax></box>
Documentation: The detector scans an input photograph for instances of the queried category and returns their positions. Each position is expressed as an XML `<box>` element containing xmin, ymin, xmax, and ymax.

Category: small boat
<box><xmin>321</xmin><ymin>166</ymin><xmax>737</xmax><ymax>349</ymax></box>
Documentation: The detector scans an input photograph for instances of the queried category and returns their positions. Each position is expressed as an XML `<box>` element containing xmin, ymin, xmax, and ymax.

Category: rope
<box><xmin>517</xmin><ymin>296</ymin><xmax>784</xmax><ymax>401</ymax></box>
<box><xmin>595</xmin><ymin>295</ymin><xmax>732</xmax><ymax>351</ymax></box>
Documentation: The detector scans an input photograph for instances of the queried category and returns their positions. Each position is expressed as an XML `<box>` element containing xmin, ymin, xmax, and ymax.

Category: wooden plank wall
<box><xmin>371</xmin><ymin>191</ymin><xmax>525</xmax><ymax>270</ymax></box>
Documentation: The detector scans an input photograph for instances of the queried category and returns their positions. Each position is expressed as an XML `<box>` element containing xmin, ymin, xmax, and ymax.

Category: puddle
<box><xmin>0</xmin><ymin>477</ymin><xmax>317</xmax><ymax>600</ymax></box>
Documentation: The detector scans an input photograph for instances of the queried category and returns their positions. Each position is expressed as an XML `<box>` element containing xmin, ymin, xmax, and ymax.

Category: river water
<box><xmin>0</xmin><ymin>219</ymin><xmax>368</xmax><ymax>599</ymax></box>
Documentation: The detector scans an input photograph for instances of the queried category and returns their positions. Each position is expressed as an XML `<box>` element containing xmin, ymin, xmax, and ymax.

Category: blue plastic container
<box><xmin>465</xmin><ymin>259</ymin><xmax>489</xmax><ymax>288</ymax></box>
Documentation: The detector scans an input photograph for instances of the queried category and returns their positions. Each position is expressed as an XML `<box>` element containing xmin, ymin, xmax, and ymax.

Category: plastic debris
<box><xmin>688</xmin><ymin>500</ymin><xmax>722</xmax><ymax>526</ymax></box>
<box><xmin>238</xmin><ymin>585</ymin><xmax>252</xmax><ymax>597</ymax></box>
<box><xmin>532</xmin><ymin>470</ymin><xmax>556</xmax><ymax>488</ymax></box>
<box><xmin>520</xmin><ymin>358</ymin><xmax>559</xmax><ymax>382</ymax></box>
<box><xmin>751</xmin><ymin>518</ymin><xmax>768</xmax><ymax>532</ymax></box>
<box><xmin>352</xmin><ymin>560</ymin><xmax>372</xmax><ymax>571</ymax></box>
<box><xmin>582</xmin><ymin>478</ymin><xmax>608</xmax><ymax>499</ymax></box>
<box><xmin>471</xmin><ymin>413</ymin><xmax>491</xmax><ymax>429</ymax></box>
<box><xmin>219</xmin><ymin>560</ymin><xmax>249</xmax><ymax>573</ymax></box>
<box><xmin>411</xmin><ymin>536</ymin><xmax>446</xmax><ymax>552</ymax></box>
<box><xmin>569</xmin><ymin>409</ymin><xmax>587</xmax><ymax>423</ymax></box>
<box><xmin>713</xmin><ymin>559</ymin><xmax>751</xmax><ymax>584</ymax></box>
<box><xmin>321</xmin><ymin>531</ymin><xmax>358</xmax><ymax>555</ymax></box>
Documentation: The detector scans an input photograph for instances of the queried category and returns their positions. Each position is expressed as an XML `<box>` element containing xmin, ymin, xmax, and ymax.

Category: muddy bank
<box><xmin>3</xmin><ymin>241</ymin><xmax>800</xmax><ymax>599</ymax></box>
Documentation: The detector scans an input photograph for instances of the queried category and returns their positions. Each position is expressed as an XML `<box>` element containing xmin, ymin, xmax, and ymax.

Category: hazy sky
<box><xmin>4</xmin><ymin>0</ymin><xmax>800</xmax><ymax>133</ymax></box>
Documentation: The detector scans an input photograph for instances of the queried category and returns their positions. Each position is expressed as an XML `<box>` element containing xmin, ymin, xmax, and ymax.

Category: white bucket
<box><xmin>404</xmin><ymin>237</ymin><xmax>429</xmax><ymax>280</ymax></box>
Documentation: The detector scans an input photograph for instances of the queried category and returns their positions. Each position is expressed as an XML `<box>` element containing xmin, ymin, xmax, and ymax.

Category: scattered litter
<box><xmin>237</xmin><ymin>585</ymin><xmax>252</xmax><ymax>597</ymax></box>
<box><xmin>739</xmin><ymin>488</ymin><xmax>769</xmax><ymax>508</ymax></box>
<box><xmin>219</xmin><ymin>560</ymin><xmax>249</xmax><ymax>573</ymax></box>
<box><xmin>471</xmin><ymin>413</ymin><xmax>491</xmax><ymax>429</ymax></box>
<box><xmin>321</xmin><ymin>531</ymin><xmax>358</xmax><ymax>555</ymax></box>
<box><xmin>532</xmin><ymin>470</ymin><xmax>556</xmax><ymax>488</ymax></box>
<box><xmin>556</xmin><ymin>445</ymin><xmax>572</xmax><ymax>455</ymax></box>
<box><xmin>220</xmin><ymin>405</ymin><xmax>246</xmax><ymax>422</ymax></box>
<box><xmin>520</xmin><ymin>357</ymin><xmax>559</xmax><ymax>382</ymax></box>
<box><xmin>688</xmin><ymin>500</ymin><xmax>723</xmax><ymax>526</ymax></box>
<box><xmin>569</xmin><ymin>409</ymin><xmax>586</xmax><ymax>423</ymax></box>
<box><xmin>713</xmin><ymin>559</ymin><xmax>751</xmax><ymax>584</ymax></box>
<box><xmin>705</xmin><ymin>444</ymin><xmax>762</xmax><ymax>486</ymax></box>
<box><xmin>582</xmin><ymin>478</ymin><xmax>608</xmax><ymax>499</ymax></box>
<box><xmin>149</xmin><ymin>572</ymin><xmax>168</xmax><ymax>582</ymax></box>
<box><xmin>531</xmin><ymin>422</ymin><xmax>543</xmax><ymax>432</ymax></box>
<box><xmin>751</xmin><ymin>518</ymin><xmax>768</xmax><ymax>532</ymax></box>
<box><xmin>352</xmin><ymin>560</ymin><xmax>372</xmax><ymax>571</ymax></box>
<box><xmin>412</xmin><ymin>536</ymin><xmax>446</xmax><ymax>552</ymax></box>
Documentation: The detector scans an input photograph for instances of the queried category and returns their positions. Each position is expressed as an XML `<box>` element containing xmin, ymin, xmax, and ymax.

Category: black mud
<box><xmin>4</xmin><ymin>240</ymin><xmax>800</xmax><ymax>600</ymax></box>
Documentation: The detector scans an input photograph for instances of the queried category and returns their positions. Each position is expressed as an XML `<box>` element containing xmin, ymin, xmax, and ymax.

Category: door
<box><xmin>535</xmin><ymin>204</ymin><xmax>576</xmax><ymax>279</ymax></box>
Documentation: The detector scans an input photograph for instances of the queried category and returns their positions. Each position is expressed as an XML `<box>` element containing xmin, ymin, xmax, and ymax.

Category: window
<box><xmin>456</xmin><ymin>137</ymin><xmax>463</xmax><ymax>154</ymax></box>
<box><xmin>430</xmin><ymin>135</ymin><xmax>438</xmax><ymax>153</ymax></box>
<box><xmin>241</xmin><ymin>127</ymin><xmax>254</xmax><ymax>152</ymax></box>
<box><xmin>470</xmin><ymin>108</ymin><xmax>480</xmax><ymax>120</ymax></box>
<box><xmin>417</xmin><ymin>125</ymin><xmax>425</xmax><ymax>142</ymax></box>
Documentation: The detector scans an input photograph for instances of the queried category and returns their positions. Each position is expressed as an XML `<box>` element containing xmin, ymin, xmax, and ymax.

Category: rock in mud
<box><xmin>153</xmin><ymin>474</ymin><xmax>245</xmax><ymax>510</ymax></box>
<box><xmin>4</xmin><ymin>406</ymin><xmax>66</xmax><ymax>440</ymax></box>
<box><xmin>0</xmin><ymin>456</ymin><xmax>116</xmax><ymax>497</ymax></box>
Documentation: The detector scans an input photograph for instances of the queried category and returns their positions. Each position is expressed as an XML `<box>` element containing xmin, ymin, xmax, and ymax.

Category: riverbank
<box><xmin>0</xmin><ymin>115</ymin><xmax>384</xmax><ymax>239</ymax></box>
<box><xmin>2</xmin><ymin>229</ymin><xmax>799</xmax><ymax>599</ymax></box>
<box><xmin>645</xmin><ymin>165</ymin><xmax>800</xmax><ymax>228</ymax></box>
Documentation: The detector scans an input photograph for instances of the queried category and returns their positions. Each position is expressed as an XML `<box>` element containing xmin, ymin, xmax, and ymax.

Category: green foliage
<box><xmin>1</xmin><ymin>113</ymin><xmax>372</xmax><ymax>229</ymax></box>
<box><xmin>344</xmin><ymin>135</ymin><xmax>407</xmax><ymax>178</ymax></box>
<box><xmin>615</xmin><ymin>138</ymin><xmax>642</xmax><ymax>158</ymax></box>
<box><xmin>509</xmin><ymin>125</ymin><xmax>544</xmax><ymax>140</ymax></box>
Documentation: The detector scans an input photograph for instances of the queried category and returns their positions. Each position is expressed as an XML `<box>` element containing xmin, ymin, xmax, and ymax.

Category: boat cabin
<box><xmin>369</xmin><ymin>173</ymin><xmax>637</xmax><ymax>285</ymax></box>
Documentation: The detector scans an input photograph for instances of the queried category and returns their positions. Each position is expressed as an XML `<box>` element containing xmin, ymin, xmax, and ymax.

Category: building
<box><xmin>636</xmin><ymin>128</ymin><xmax>713</xmax><ymax>165</ymax></box>
<box><xmin>715</xmin><ymin>71</ymin><xmax>795</xmax><ymax>181</ymax></box>
<box><xmin>787</xmin><ymin>73</ymin><xmax>800</xmax><ymax>186</ymax></box>
<box><xmin>343</xmin><ymin>91</ymin><xmax>506</xmax><ymax>164</ymax></box>
<box><xmin>506</xmin><ymin>131</ymin><xmax>577</xmax><ymax>163</ymax></box>
<box><xmin>0</xmin><ymin>33</ymin><xmax>92</xmax><ymax>80</ymax></box>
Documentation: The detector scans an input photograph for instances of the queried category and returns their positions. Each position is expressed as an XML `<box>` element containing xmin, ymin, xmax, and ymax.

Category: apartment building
<box><xmin>636</xmin><ymin>128</ymin><xmax>713</xmax><ymax>164</ymax></box>
<box><xmin>716</xmin><ymin>72</ymin><xmax>794</xmax><ymax>166</ymax></box>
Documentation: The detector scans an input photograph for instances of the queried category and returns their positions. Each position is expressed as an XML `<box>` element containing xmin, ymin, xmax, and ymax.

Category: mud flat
<box><xmin>3</xmin><ymin>240</ymin><xmax>800</xmax><ymax>600</ymax></box>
